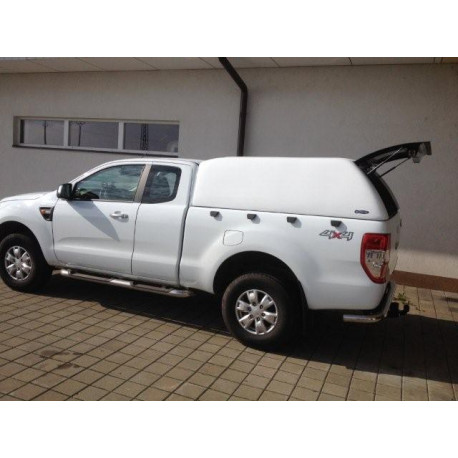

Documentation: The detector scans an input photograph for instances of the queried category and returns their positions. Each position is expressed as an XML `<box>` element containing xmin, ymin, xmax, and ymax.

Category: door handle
<box><xmin>110</xmin><ymin>211</ymin><xmax>128</xmax><ymax>220</ymax></box>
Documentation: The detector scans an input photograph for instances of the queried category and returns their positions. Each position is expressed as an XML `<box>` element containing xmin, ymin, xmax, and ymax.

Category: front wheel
<box><xmin>0</xmin><ymin>233</ymin><xmax>52</xmax><ymax>292</ymax></box>
<box><xmin>221</xmin><ymin>273</ymin><xmax>300</xmax><ymax>350</ymax></box>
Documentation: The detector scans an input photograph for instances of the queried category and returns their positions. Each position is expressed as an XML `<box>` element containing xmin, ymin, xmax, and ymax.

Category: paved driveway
<box><xmin>0</xmin><ymin>276</ymin><xmax>456</xmax><ymax>400</ymax></box>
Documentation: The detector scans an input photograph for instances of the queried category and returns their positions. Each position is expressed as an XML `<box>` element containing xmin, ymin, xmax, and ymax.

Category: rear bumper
<box><xmin>343</xmin><ymin>281</ymin><xmax>396</xmax><ymax>323</ymax></box>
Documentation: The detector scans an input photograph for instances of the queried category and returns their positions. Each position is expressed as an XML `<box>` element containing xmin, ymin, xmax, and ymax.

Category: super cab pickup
<box><xmin>0</xmin><ymin>142</ymin><xmax>431</xmax><ymax>348</ymax></box>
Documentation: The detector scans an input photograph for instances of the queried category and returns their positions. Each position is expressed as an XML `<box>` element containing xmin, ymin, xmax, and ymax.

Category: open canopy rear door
<box><xmin>356</xmin><ymin>142</ymin><xmax>432</xmax><ymax>176</ymax></box>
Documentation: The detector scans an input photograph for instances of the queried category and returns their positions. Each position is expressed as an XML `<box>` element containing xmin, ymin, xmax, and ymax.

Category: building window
<box><xmin>20</xmin><ymin>119</ymin><xmax>64</xmax><ymax>146</ymax></box>
<box><xmin>124</xmin><ymin>123</ymin><xmax>179</xmax><ymax>153</ymax></box>
<box><xmin>69</xmin><ymin>121</ymin><xmax>118</xmax><ymax>149</ymax></box>
<box><xmin>16</xmin><ymin>118</ymin><xmax>179</xmax><ymax>156</ymax></box>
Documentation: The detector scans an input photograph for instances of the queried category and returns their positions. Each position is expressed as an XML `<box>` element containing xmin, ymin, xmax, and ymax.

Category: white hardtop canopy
<box><xmin>192</xmin><ymin>157</ymin><xmax>389</xmax><ymax>221</ymax></box>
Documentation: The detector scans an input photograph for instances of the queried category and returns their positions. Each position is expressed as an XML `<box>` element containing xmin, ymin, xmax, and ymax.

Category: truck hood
<box><xmin>0</xmin><ymin>191</ymin><xmax>51</xmax><ymax>203</ymax></box>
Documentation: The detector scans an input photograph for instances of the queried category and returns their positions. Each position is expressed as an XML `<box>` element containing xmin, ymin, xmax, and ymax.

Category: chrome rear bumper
<box><xmin>343</xmin><ymin>281</ymin><xmax>397</xmax><ymax>324</ymax></box>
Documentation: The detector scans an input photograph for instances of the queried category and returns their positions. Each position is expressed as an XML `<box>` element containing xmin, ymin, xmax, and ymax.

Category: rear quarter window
<box><xmin>142</xmin><ymin>166</ymin><xmax>182</xmax><ymax>204</ymax></box>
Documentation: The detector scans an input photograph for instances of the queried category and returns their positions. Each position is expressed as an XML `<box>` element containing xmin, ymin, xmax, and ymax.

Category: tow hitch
<box><xmin>387</xmin><ymin>301</ymin><xmax>410</xmax><ymax>318</ymax></box>
<box><xmin>342</xmin><ymin>282</ymin><xmax>409</xmax><ymax>323</ymax></box>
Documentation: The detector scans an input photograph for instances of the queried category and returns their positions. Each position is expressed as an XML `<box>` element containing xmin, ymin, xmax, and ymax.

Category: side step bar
<box><xmin>59</xmin><ymin>269</ymin><xmax>193</xmax><ymax>298</ymax></box>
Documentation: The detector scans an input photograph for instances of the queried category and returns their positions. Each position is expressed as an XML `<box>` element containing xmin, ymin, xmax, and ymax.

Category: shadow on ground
<box><xmin>40</xmin><ymin>276</ymin><xmax>458</xmax><ymax>387</ymax></box>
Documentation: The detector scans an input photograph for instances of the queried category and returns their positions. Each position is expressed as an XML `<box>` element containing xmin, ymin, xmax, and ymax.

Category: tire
<box><xmin>0</xmin><ymin>233</ymin><xmax>52</xmax><ymax>292</ymax></box>
<box><xmin>221</xmin><ymin>273</ymin><xmax>300</xmax><ymax>350</ymax></box>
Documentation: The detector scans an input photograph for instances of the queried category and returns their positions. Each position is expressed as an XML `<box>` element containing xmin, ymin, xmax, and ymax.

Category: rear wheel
<box><xmin>222</xmin><ymin>273</ymin><xmax>300</xmax><ymax>350</ymax></box>
<box><xmin>0</xmin><ymin>233</ymin><xmax>52</xmax><ymax>292</ymax></box>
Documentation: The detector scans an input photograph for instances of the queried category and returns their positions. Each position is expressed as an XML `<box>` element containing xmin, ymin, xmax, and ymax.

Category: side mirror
<box><xmin>57</xmin><ymin>183</ymin><xmax>73</xmax><ymax>200</ymax></box>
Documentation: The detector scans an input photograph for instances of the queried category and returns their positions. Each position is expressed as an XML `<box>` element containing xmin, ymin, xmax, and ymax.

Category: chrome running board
<box><xmin>58</xmin><ymin>269</ymin><xmax>193</xmax><ymax>298</ymax></box>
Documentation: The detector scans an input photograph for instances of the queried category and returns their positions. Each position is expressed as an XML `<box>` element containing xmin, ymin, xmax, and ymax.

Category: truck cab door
<box><xmin>52</xmin><ymin>164</ymin><xmax>146</xmax><ymax>275</ymax></box>
<box><xmin>131</xmin><ymin>163</ymin><xmax>193</xmax><ymax>285</ymax></box>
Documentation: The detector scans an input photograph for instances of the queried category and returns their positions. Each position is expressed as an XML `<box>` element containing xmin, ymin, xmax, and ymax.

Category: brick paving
<box><xmin>0</xmin><ymin>276</ymin><xmax>456</xmax><ymax>401</ymax></box>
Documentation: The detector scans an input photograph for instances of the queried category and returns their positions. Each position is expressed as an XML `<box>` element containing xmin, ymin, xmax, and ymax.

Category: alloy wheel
<box><xmin>235</xmin><ymin>289</ymin><xmax>278</xmax><ymax>335</ymax></box>
<box><xmin>4</xmin><ymin>246</ymin><xmax>33</xmax><ymax>281</ymax></box>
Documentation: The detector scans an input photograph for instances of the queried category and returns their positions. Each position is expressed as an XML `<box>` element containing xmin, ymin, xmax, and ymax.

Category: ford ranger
<box><xmin>0</xmin><ymin>142</ymin><xmax>431</xmax><ymax>348</ymax></box>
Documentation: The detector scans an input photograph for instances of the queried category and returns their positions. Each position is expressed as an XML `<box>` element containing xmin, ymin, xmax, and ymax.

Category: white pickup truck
<box><xmin>0</xmin><ymin>142</ymin><xmax>431</xmax><ymax>348</ymax></box>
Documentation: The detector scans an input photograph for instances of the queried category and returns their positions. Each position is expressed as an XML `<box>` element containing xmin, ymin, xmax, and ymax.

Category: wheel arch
<box><xmin>213</xmin><ymin>251</ymin><xmax>307</xmax><ymax>310</ymax></box>
<box><xmin>0</xmin><ymin>221</ymin><xmax>42</xmax><ymax>249</ymax></box>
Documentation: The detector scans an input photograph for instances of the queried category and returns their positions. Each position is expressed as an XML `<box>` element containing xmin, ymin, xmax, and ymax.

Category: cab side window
<box><xmin>142</xmin><ymin>166</ymin><xmax>181</xmax><ymax>204</ymax></box>
<box><xmin>73</xmin><ymin>164</ymin><xmax>144</xmax><ymax>202</ymax></box>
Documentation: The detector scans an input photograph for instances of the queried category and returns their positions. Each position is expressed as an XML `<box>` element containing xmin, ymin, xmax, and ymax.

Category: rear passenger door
<box><xmin>131</xmin><ymin>163</ymin><xmax>193</xmax><ymax>285</ymax></box>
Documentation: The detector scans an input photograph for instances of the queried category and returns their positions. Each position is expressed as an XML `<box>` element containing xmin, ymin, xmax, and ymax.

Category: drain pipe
<box><xmin>219</xmin><ymin>57</ymin><xmax>248</xmax><ymax>156</ymax></box>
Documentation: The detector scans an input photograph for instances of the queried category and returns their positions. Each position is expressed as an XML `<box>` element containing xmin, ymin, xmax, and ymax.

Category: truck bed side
<box><xmin>180</xmin><ymin>207</ymin><xmax>400</xmax><ymax>311</ymax></box>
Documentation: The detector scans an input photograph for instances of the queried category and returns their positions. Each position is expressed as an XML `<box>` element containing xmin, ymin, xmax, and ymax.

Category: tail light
<box><xmin>361</xmin><ymin>233</ymin><xmax>391</xmax><ymax>283</ymax></box>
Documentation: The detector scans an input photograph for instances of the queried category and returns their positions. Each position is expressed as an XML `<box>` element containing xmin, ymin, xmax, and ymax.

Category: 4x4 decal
<box><xmin>319</xmin><ymin>230</ymin><xmax>354</xmax><ymax>241</ymax></box>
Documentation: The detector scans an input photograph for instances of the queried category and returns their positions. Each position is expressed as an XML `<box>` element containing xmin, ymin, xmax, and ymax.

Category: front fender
<box><xmin>0</xmin><ymin>195</ymin><xmax>58</xmax><ymax>265</ymax></box>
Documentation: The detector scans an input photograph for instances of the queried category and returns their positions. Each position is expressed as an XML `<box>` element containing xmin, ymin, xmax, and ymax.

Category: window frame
<box><xmin>141</xmin><ymin>165</ymin><xmax>182</xmax><ymax>204</ymax></box>
<box><xmin>71</xmin><ymin>164</ymin><xmax>146</xmax><ymax>203</ymax></box>
<box><xmin>18</xmin><ymin>118</ymin><xmax>66</xmax><ymax>147</ymax></box>
<box><xmin>14</xmin><ymin>117</ymin><xmax>180</xmax><ymax>157</ymax></box>
<box><xmin>123</xmin><ymin>122</ymin><xmax>180</xmax><ymax>154</ymax></box>
<box><xmin>68</xmin><ymin>120</ymin><xmax>120</xmax><ymax>150</ymax></box>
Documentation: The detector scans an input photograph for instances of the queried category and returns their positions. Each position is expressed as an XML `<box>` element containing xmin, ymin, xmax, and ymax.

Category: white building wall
<box><xmin>0</xmin><ymin>64</ymin><xmax>457</xmax><ymax>278</ymax></box>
